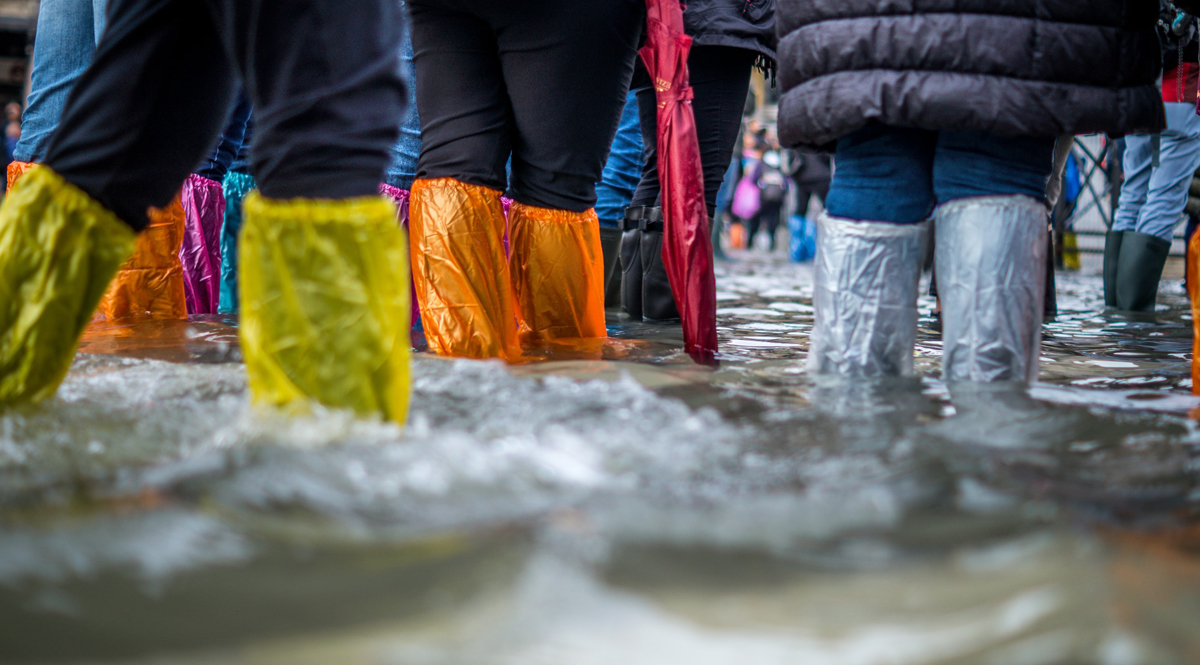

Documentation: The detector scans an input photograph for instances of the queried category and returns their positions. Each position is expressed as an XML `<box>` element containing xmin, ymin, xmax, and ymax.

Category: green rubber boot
<box><xmin>1115</xmin><ymin>231</ymin><xmax>1171</xmax><ymax>312</ymax></box>
<box><xmin>1102</xmin><ymin>230</ymin><xmax>1124</xmax><ymax>308</ymax></box>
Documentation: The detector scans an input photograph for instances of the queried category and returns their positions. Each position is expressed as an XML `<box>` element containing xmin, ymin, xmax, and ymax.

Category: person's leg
<box><xmin>205</xmin><ymin>0</ymin><xmax>411</xmax><ymax>421</ymax></box>
<box><xmin>745</xmin><ymin>210</ymin><xmax>762</xmax><ymax>248</ymax></box>
<box><xmin>631</xmin><ymin>46</ymin><xmax>756</xmax><ymax>218</ymax></box>
<box><xmin>494</xmin><ymin>0</ymin><xmax>642</xmax><ymax>342</ymax></box>
<box><xmin>808</xmin><ymin>125</ymin><xmax>935</xmax><ymax>377</ymax></box>
<box><xmin>624</xmin><ymin>46</ymin><xmax>754</xmax><ymax>321</ymax></box>
<box><xmin>826</xmin><ymin>125</ymin><xmax>937</xmax><ymax>224</ymax></box>
<box><xmin>44</xmin><ymin>0</ymin><xmax>236</xmax><ymax>230</ymax></box>
<box><xmin>764</xmin><ymin>203</ymin><xmax>782</xmax><ymax>251</ymax></box>
<box><xmin>383</xmin><ymin>2</ymin><xmax>421</xmax><ymax>192</ymax></box>
<box><xmin>406</xmin><ymin>1</ymin><xmax>519</xmax><ymax>359</ymax></box>
<box><xmin>594</xmin><ymin>92</ymin><xmax>643</xmax><ymax>307</ymax></box>
<box><xmin>1111</xmin><ymin>104</ymin><xmax>1200</xmax><ymax>311</ymax></box>
<box><xmin>1106</xmin><ymin>136</ymin><xmax>1152</xmax><ymax>307</ymax></box>
<box><xmin>10</xmin><ymin>0</ymin><xmax>101</xmax><ymax>165</ymax></box>
<box><xmin>596</xmin><ymin>92</ymin><xmax>643</xmax><ymax>229</ymax></box>
<box><xmin>1</xmin><ymin>0</ymin><xmax>234</xmax><ymax>406</ymax></box>
<box><xmin>379</xmin><ymin>6</ymin><xmax>423</xmax><ymax>329</ymax></box>
<box><xmin>932</xmin><ymin>130</ymin><xmax>1056</xmax><ymax>383</ymax></box>
<box><xmin>196</xmin><ymin>92</ymin><xmax>252</xmax><ymax>182</ymax></box>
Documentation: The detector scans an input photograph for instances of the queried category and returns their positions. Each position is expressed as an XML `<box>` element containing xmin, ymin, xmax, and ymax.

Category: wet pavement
<box><xmin>3</xmin><ymin>252</ymin><xmax>1200</xmax><ymax>664</ymax></box>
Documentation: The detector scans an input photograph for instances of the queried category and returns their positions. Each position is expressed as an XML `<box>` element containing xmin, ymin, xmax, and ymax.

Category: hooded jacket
<box><xmin>776</xmin><ymin>0</ymin><xmax>1166</xmax><ymax>149</ymax></box>
<box><xmin>684</xmin><ymin>0</ymin><xmax>777</xmax><ymax>65</ymax></box>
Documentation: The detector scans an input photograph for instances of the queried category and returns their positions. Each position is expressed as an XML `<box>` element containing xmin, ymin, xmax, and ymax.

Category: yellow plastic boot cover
<box><xmin>409</xmin><ymin>178</ymin><xmax>520</xmax><ymax>360</ymax></box>
<box><xmin>239</xmin><ymin>193</ymin><xmax>411</xmax><ymax>422</ymax></box>
<box><xmin>0</xmin><ymin>167</ymin><xmax>135</xmax><ymax>405</ymax></box>
<box><xmin>509</xmin><ymin>202</ymin><xmax>607</xmax><ymax>343</ymax></box>
<box><xmin>97</xmin><ymin>195</ymin><xmax>188</xmax><ymax>320</ymax></box>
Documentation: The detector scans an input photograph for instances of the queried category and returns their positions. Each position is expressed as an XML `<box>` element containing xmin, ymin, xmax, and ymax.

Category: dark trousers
<box><xmin>43</xmin><ymin>0</ymin><xmax>407</xmax><ymax>231</ymax></box>
<box><xmin>195</xmin><ymin>91</ymin><xmax>253</xmax><ymax>181</ymax></box>
<box><xmin>746</xmin><ymin>201</ymin><xmax>782</xmax><ymax>250</ymax></box>
<box><xmin>631</xmin><ymin>46</ymin><xmax>756</xmax><ymax>219</ymax></box>
<box><xmin>407</xmin><ymin>0</ymin><xmax>643</xmax><ymax>212</ymax></box>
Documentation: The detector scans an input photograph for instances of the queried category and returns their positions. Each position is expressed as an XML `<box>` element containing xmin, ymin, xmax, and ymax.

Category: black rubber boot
<box><xmin>599</xmin><ymin>226</ymin><xmax>623</xmax><ymax>308</ymax></box>
<box><xmin>1102</xmin><ymin>230</ymin><xmax>1125</xmax><ymax>308</ymax></box>
<box><xmin>1115</xmin><ymin>231</ymin><xmax>1171</xmax><ymax>312</ymax></box>
<box><xmin>1044</xmin><ymin>230</ymin><xmax>1057</xmax><ymax>321</ymax></box>
<box><xmin>639</xmin><ymin>227</ymin><xmax>680</xmax><ymax>322</ymax></box>
<box><xmin>619</xmin><ymin>228</ymin><xmax>643</xmax><ymax>320</ymax></box>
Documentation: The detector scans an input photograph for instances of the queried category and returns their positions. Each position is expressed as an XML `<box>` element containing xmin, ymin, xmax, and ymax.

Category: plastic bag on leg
<box><xmin>409</xmin><ymin>178</ymin><xmax>519</xmax><ymax>360</ymax></box>
<box><xmin>239</xmin><ymin>193</ymin><xmax>411</xmax><ymax>422</ymax></box>
<box><xmin>807</xmin><ymin>213</ymin><xmax>928</xmax><ymax>377</ymax></box>
<box><xmin>0</xmin><ymin>167</ymin><xmax>135</xmax><ymax>405</ymax></box>
<box><xmin>508</xmin><ymin>202</ymin><xmax>607</xmax><ymax>343</ymax></box>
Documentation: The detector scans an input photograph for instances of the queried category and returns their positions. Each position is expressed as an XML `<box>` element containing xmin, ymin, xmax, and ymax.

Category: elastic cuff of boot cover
<box><xmin>509</xmin><ymin>202</ymin><xmax>607</xmax><ymax>342</ymax></box>
<box><xmin>6</xmin><ymin>160</ymin><xmax>36</xmax><ymax>192</ymax></box>
<box><xmin>240</xmin><ymin>192</ymin><xmax>411</xmax><ymax>422</ymax></box>
<box><xmin>936</xmin><ymin>195</ymin><xmax>1047</xmax><ymax>383</ymax></box>
<box><xmin>379</xmin><ymin>182</ymin><xmax>410</xmax><ymax>221</ymax></box>
<box><xmin>807</xmin><ymin>213</ymin><xmax>929</xmax><ymax>377</ymax></box>
<box><xmin>181</xmin><ymin>174</ymin><xmax>227</xmax><ymax>315</ymax></box>
<box><xmin>98</xmin><ymin>194</ymin><xmax>188</xmax><ymax>320</ymax></box>
<box><xmin>378</xmin><ymin>183</ymin><xmax>420</xmax><ymax>329</ymax></box>
<box><xmin>409</xmin><ymin>177</ymin><xmax>520</xmax><ymax>360</ymax></box>
<box><xmin>0</xmin><ymin>166</ymin><xmax>136</xmax><ymax>405</ymax></box>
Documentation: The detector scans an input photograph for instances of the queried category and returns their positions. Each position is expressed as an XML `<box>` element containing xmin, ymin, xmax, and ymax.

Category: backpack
<box><xmin>758</xmin><ymin>161</ymin><xmax>786</xmax><ymax>204</ymax></box>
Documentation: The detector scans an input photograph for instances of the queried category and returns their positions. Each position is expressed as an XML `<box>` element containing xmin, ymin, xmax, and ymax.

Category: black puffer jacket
<box><xmin>777</xmin><ymin>0</ymin><xmax>1165</xmax><ymax>150</ymax></box>
<box><xmin>684</xmin><ymin>0</ymin><xmax>777</xmax><ymax>65</ymax></box>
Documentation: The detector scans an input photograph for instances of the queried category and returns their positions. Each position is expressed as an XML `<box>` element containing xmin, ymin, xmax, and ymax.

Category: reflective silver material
<box><xmin>936</xmin><ymin>196</ymin><xmax>1048</xmax><ymax>383</ymax></box>
<box><xmin>807</xmin><ymin>213</ymin><xmax>929</xmax><ymax>377</ymax></box>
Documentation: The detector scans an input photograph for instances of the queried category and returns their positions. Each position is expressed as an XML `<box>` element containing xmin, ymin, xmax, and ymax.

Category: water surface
<box><xmin>3</xmin><ymin>254</ymin><xmax>1199</xmax><ymax>664</ymax></box>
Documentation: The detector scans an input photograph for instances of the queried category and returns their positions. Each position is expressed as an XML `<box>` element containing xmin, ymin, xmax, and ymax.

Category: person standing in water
<box><xmin>0</xmin><ymin>0</ymin><xmax>413</xmax><ymax>423</ymax></box>
<box><xmin>779</xmin><ymin>1</ymin><xmax>1164</xmax><ymax>383</ymax></box>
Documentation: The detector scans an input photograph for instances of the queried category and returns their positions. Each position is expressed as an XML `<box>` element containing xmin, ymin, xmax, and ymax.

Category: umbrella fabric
<box><xmin>641</xmin><ymin>0</ymin><xmax>719</xmax><ymax>364</ymax></box>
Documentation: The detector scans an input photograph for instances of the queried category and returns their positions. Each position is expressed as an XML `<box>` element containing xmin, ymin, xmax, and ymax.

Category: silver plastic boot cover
<box><xmin>807</xmin><ymin>213</ymin><xmax>929</xmax><ymax>377</ymax></box>
<box><xmin>936</xmin><ymin>196</ymin><xmax>1048</xmax><ymax>383</ymax></box>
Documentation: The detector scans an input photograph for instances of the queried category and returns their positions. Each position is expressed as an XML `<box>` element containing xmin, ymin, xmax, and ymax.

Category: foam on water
<box><xmin>2</xmin><ymin>255</ymin><xmax>1200</xmax><ymax>663</ymax></box>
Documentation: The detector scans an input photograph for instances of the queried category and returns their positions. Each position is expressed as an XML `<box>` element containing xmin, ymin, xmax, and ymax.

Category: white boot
<box><xmin>936</xmin><ymin>196</ymin><xmax>1048</xmax><ymax>383</ymax></box>
<box><xmin>807</xmin><ymin>213</ymin><xmax>929</xmax><ymax>377</ymax></box>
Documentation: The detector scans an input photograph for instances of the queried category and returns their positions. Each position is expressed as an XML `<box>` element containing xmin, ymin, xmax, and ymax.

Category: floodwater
<box><xmin>3</xmin><ymin>253</ymin><xmax>1200</xmax><ymax>664</ymax></box>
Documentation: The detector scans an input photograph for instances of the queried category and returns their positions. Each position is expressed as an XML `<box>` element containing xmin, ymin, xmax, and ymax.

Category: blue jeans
<box><xmin>13</xmin><ymin>0</ymin><xmax>107</xmax><ymax>163</ymax></box>
<box><xmin>826</xmin><ymin>126</ymin><xmax>1057</xmax><ymax>224</ymax></box>
<box><xmin>594</xmin><ymin>92</ymin><xmax>644</xmax><ymax>228</ymax></box>
<box><xmin>383</xmin><ymin>3</ymin><xmax>421</xmax><ymax>191</ymax></box>
<box><xmin>195</xmin><ymin>92</ymin><xmax>253</xmax><ymax>181</ymax></box>
<box><xmin>1113</xmin><ymin>103</ymin><xmax>1200</xmax><ymax>242</ymax></box>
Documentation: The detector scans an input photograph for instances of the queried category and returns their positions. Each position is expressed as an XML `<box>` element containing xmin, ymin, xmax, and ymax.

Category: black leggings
<box><xmin>43</xmin><ymin>0</ymin><xmax>406</xmax><ymax>231</ymax></box>
<box><xmin>746</xmin><ymin>202</ymin><xmax>782</xmax><ymax>250</ymax></box>
<box><xmin>630</xmin><ymin>46</ymin><xmax>756</xmax><ymax>219</ymax></box>
<box><xmin>407</xmin><ymin>0</ymin><xmax>643</xmax><ymax>212</ymax></box>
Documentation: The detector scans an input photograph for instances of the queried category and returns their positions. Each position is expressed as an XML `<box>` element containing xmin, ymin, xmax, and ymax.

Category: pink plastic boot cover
<box><xmin>180</xmin><ymin>174</ymin><xmax>227</xmax><ymax>314</ymax></box>
<box><xmin>379</xmin><ymin>183</ymin><xmax>420</xmax><ymax>329</ymax></box>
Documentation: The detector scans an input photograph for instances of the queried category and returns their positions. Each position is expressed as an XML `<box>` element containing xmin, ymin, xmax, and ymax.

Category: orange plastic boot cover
<box><xmin>409</xmin><ymin>177</ymin><xmax>520</xmax><ymax>360</ymax></box>
<box><xmin>96</xmin><ymin>195</ymin><xmax>188</xmax><ymax>320</ymax></box>
<box><xmin>508</xmin><ymin>202</ymin><xmax>607</xmax><ymax>343</ymax></box>
<box><xmin>1191</xmin><ymin>230</ymin><xmax>1200</xmax><ymax>395</ymax></box>
<box><xmin>7</xmin><ymin>161</ymin><xmax>36</xmax><ymax>191</ymax></box>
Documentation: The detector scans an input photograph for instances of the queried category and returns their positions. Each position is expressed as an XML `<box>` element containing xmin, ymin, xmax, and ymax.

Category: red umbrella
<box><xmin>640</xmin><ymin>0</ymin><xmax>719</xmax><ymax>365</ymax></box>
